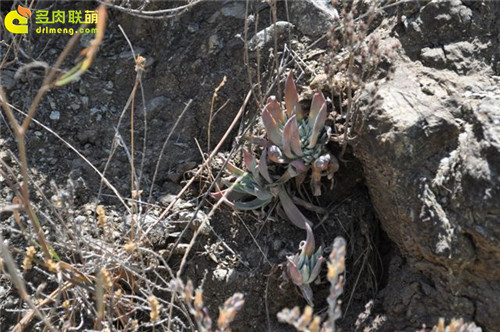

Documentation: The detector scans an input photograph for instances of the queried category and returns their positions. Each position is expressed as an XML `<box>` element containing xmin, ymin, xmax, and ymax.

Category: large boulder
<box><xmin>352</xmin><ymin>1</ymin><xmax>500</xmax><ymax>329</ymax></box>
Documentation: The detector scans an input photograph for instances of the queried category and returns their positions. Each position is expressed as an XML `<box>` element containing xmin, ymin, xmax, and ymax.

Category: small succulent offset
<box><xmin>262</xmin><ymin>73</ymin><xmax>339</xmax><ymax>196</ymax></box>
<box><xmin>287</xmin><ymin>223</ymin><xmax>324</xmax><ymax>306</ymax></box>
<box><xmin>278</xmin><ymin>236</ymin><xmax>347</xmax><ymax>332</ymax></box>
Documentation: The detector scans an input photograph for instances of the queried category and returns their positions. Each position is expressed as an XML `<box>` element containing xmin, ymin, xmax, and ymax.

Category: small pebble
<box><xmin>49</xmin><ymin>111</ymin><xmax>60</xmax><ymax>121</ymax></box>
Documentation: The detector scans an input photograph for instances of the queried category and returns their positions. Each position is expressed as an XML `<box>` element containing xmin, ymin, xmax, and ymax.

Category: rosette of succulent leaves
<box><xmin>286</xmin><ymin>222</ymin><xmax>325</xmax><ymax>306</ymax></box>
<box><xmin>213</xmin><ymin>72</ymin><xmax>339</xmax><ymax>229</ymax></box>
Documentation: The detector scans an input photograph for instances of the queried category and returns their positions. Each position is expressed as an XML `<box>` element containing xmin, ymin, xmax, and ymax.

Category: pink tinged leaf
<box><xmin>278</xmin><ymin>187</ymin><xmax>312</xmax><ymax>229</ymax></box>
<box><xmin>243</xmin><ymin>149</ymin><xmax>259</xmax><ymax>180</ymax></box>
<box><xmin>285</xmin><ymin>72</ymin><xmax>301</xmax><ymax>117</ymax></box>
<box><xmin>210</xmin><ymin>190</ymin><xmax>235</xmax><ymax>208</ymax></box>
<box><xmin>210</xmin><ymin>190</ymin><xmax>228</xmax><ymax>200</ymax></box>
<box><xmin>287</xmin><ymin>257</ymin><xmax>303</xmax><ymax>285</ymax></box>
<box><xmin>309</xmin><ymin>92</ymin><xmax>326</xmax><ymax>130</ymax></box>
<box><xmin>225</xmin><ymin>161</ymin><xmax>244</xmax><ymax>176</ymax></box>
<box><xmin>308</xmin><ymin>102</ymin><xmax>327</xmax><ymax>149</ymax></box>
<box><xmin>262</xmin><ymin>108</ymin><xmax>283</xmax><ymax>145</ymax></box>
<box><xmin>311</xmin><ymin>163</ymin><xmax>323</xmax><ymax>196</ymax></box>
<box><xmin>276</xmin><ymin>160</ymin><xmax>307</xmax><ymax>184</ymax></box>
<box><xmin>290</xmin><ymin>115</ymin><xmax>303</xmax><ymax>157</ymax></box>
<box><xmin>290</xmin><ymin>159</ymin><xmax>308</xmax><ymax>173</ymax></box>
<box><xmin>265</xmin><ymin>96</ymin><xmax>285</xmax><ymax>124</ymax></box>
<box><xmin>282</xmin><ymin>115</ymin><xmax>303</xmax><ymax>159</ymax></box>
<box><xmin>303</xmin><ymin>222</ymin><xmax>316</xmax><ymax>256</ymax></box>
<box><xmin>258</xmin><ymin>149</ymin><xmax>272</xmax><ymax>183</ymax></box>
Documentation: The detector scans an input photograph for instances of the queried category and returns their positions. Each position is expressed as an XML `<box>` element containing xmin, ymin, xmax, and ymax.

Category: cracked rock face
<box><xmin>353</xmin><ymin>1</ymin><xmax>500</xmax><ymax>329</ymax></box>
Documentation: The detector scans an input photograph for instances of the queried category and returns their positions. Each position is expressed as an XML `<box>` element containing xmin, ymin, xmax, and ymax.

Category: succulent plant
<box><xmin>262</xmin><ymin>72</ymin><xmax>339</xmax><ymax>195</ymax></box>
<box><xmin>286</xmin><ymin>222</ymin><xmax>324</xmax><ymax>306</ymax></box>
<box><xmin>213</xmin><ymin>152</ymin><xmax>313</xmax><ymax>229</ymax></box>
<box><xmin>212</xmin><ymin>72</ymin><xmax>340</xmax><ymax>229</ymax></box>
<box><xmin>211</xmin><ymin>149</ymin><xmax>276</xmax><ymax>211</ymax></box>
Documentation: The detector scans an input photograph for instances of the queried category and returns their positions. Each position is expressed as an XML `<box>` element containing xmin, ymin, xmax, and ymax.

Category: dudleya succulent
<box><xmin>262</xmin><ymin>72</ymin><xmax>339</xmax><ymax>196</ymax></box>
<box><xmin>286</xmin><ymin>222</ymin><xmax>324</xmax><ymax>305</ymax></box>
<box><xmin>212</xmin><ymin>72</ymin><xmax>340</xmax><ymax>229</ymax></box>
<box><xmin>211</xmin><ymin>149</ymin><xmax>275</xmax><ymax>211</ymax></box>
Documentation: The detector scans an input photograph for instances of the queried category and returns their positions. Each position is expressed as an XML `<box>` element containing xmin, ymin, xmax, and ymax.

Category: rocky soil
<box><xmin>0</xmin><ymin>1</ymin><xmax>498</xmax><ymax>331</ymax></box>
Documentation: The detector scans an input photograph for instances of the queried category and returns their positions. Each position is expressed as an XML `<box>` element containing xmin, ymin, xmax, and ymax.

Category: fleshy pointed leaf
<box><xmin>253</xmin><ymin>187</ymin><xmax>273</xmax><ymax>201</ymax></box>
<box><xmin>311</xmin><ymin>163</ymin><xmax>322</xmax><ymax>196</ymax></box>
<box><xmin>258</xmin><ymin>149</ymin><xmax>272</xmax><ymax>183</ymax></box>
<box><xmin>291</xmin><ymin>115</ymin><xmax>304</xmax><ymax>157</ymax></box>
<box><xmin>296</xmin><ymin>251</ymin><xmax>306</xmax><ymax>270</ymax></box>
<box><xmin>225</xmin><ymin>161</ymin><xmax>244</xmax><ymax>176</ymax></box>
<box><xmin>285</xmin><ymin>72</ymin><xmax>302</xmax><ymax>117</ymax></box>
<box><xmin>265</xmin><ymin>96</ymin><xmax>285</xmax><ymax>124</ymax></box>
<box><xmin>278</xmin><ymin>187</ymin><xmax>312</xmax><ymax>229</ymax></box>
<box><xmin>223</xmin><ymin>178</ymin><xmax>253</xmax><ymax>196</ymax></box>
<box><xmin>210</xmin><ymin>190</ymin><xmax>228</xmax><ymax>201</ymax></box>
<box><xmin>234</xmin><ymin>197</ymin><xmax>271</xmax><ymax>211</ymax></box>
<box><xmin>282</xmin><ymin>115</ymin><xmax>303</xmax><ymax>159</ymax></box>
<box><xmin>275</xmin><ymin>160</ymin><xmax>308</xmax><ymax>185</ymax></box>
<box><xmin>289</xmin><ymin>159</ymin><xmax>308</xmax><ymax>173</ymax></box>
<box><xmin>262</xmin><ymin>108</ymin><xmax>283</xmax><ymax>145</ymax></box>
<box><xmin>309</xmin><ymin>256</ymin><xmax>324</xmax><ymax>284</ymax></box>
<box><xmin>303</xmin><ymin>223</ymin><xmax>315</xmax><ymax>256</ymax></box>
<box><xmin>301</xmin><ymin>262</ymin><xmax>311</xmax><ymax>284</ymax></box>
<box><xmin>243</xmin><ymin>149</ymin><xmax>260</xmax><ymax>180</ymax></box>
<box><xmin>314</xmin><ymin>246</ymin><xmax>324</xmax><ymax>261</ymax></box>
<box><xmin>287</xmin><ymin>257</ymin><xmax>303</xmax><ymax>285</ymax></box>
<box><xmin>308</xmin><ymin>102</ymin><xmax>327</xmax><ymax>149</ymax></box>
<box><xmin>309</xmin><ymin>92</ymin><xmax>326</xmax><ymax>130</ymax></box>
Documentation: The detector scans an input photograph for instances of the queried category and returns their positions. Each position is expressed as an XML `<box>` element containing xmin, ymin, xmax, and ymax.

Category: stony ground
<box><xmin>1</xmin><ymin>1</ymin><xmax>498</xmax><ymax>331</ymax></box>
